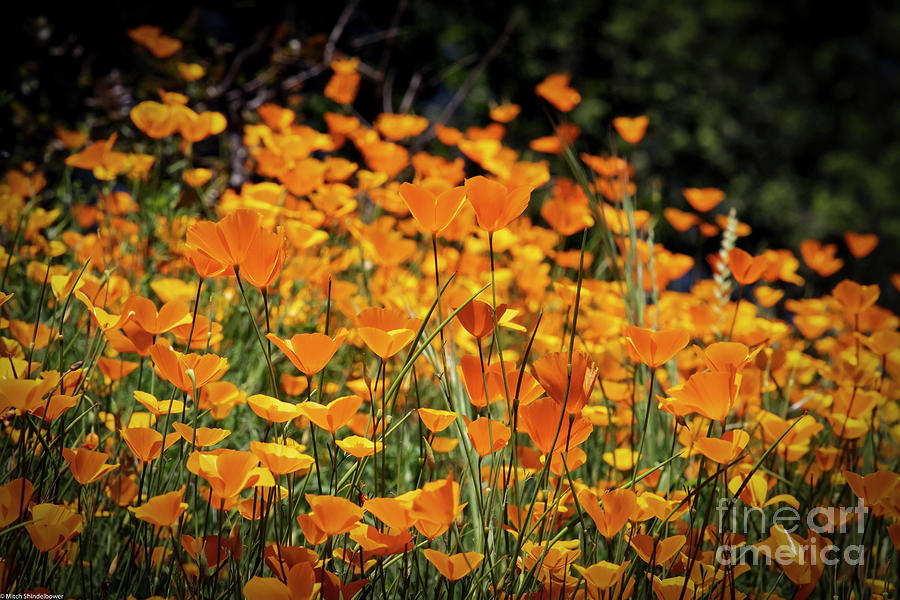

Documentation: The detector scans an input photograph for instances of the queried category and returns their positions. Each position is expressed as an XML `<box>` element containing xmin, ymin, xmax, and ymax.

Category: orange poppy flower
<box><xmin>61</xmin><ymin>448</ymin><xmax>118</xmax><ymax>485</ymax></box>
<box><xmin>532</xmin><ymin>350</ymin><xmax>599</xmax><ymax>414</ymax></box>
<box><xmin>535</xmin><ymin>73</ymin><xmax>581</xmax><ymax>112</ymax></box>
<box><xmin>0</xmin><ymin>478</ymin><xmax>33</xmax><ymax>528</ymax></box>
<box><xmin>435</xmin><ymin>124</ymin><xmax>463</xmax><ymax>145</ymax></box>
<box><xmin>127</xmin><ymin>25</ymin><xmax>182</xmax><ymax>59</ymax></box>
<box><xmin>375</xmin><ymin>113</ymin><xmax>429</xmax><ymax>140</ymax></box>
<box><xmin>249</xmin><ymin>441</ymin><xmax>315</xmax><ymax>476</ymax></box>
<box><xmin>55</xmin><ymin>127</ymin><xmax>89</xmax><ymax>149</ymax></box>
<box><xmin>0</xmin><ymin>374</ymin><xmax>59</xmax><ymax>414</ymax></box>
<box><xmin>466</xmin><ymin>417</ymin><xmax>510</xmax><ymax>456</ymax></box>
<box><xmin>518</xmin><ymin>396</ymin><xmax>593</xmax><ymax>455</ymax></box>
<box><xmin>423</xmin><ymin>549</ymin><xmax>484</xmax><ymax>581</ymax></box>
<box><xmin>623</xmin><ymin>325</ymin><xmax>690</xmax><ymax>368</ymax></box>
<box><xmin>754</xmin><ymin>285</ymin><xmax>784</xmax><ymax>307</ymax></box>
<box><xmin>398</xmin><ymin>182</ymin><xmax>467</xmax><ymax>235</ymax></box>
<box><xmin>455</xmin><ymin>300</ymin><xmax>507</xmax><ymax>339</ymax></box>
<box><xmin>612</xmin><ymin>116</ymin><xmax>649</xmax><ymax>144</ymax></box>
<box><xmin>464</xmin><ymin>176</ymin><xmax>532</xmax><ymax>233</ymax></box>
<box><xmin>130</xmin><ymin>101</ymin><xmax>186</xmax><ymax>139</ymax></box>
<box><xmin>179</xmin><ymin>110</ymin><xmax>227</xmax><ymax>142</ymax></box>
<box><xmin>417</xmin><ymin>408</ymin><xmax>457</xmax><ymax>433</ymax></box>
<box><xmin>682</xmin><ymin>188</ymin><xmax>725</xmax><ymax>212</ymax></box>
<box><xmin>355</xmin><ymin>308</ymin><xmax>421</xmax><ymax>359</ymax></box>
<box><xmin>266</xmin><ymin>328</ymin><xmax>348</xmax><ymax>376</ymax></box>
<box><xmin>301</xmin><ymin>395</ymin><xmax>361</xmax><ymax>433</ymax></box>
<box><xmin>662</xmin><ymin>370</ymin><xmax>736</xmax><ymax>422</ymax></box>
<box><xmin>688</xmin><ymin>429</ymin><xmax>749</xmax><ymax>464</ymax></box>
<box><xmin>26</xmin><ymin>503</ymin><xmax>83</xmax><ymax>553</ymax></box>
<box><xmin>844</xmin><ymin>231</ymin><xmax>879</xmax><ymax>258</ymax></box>
<box><xmin>64</xmin><ymin>133</ymin><xmax>133</xmax><ymax>180</ymax></box>
<box><xmin>177</xmin><ymin>62</ymin><xmax>206</xmax><ymax>81</ymax></box>
<box><xmin>150</xmin><ymin>340</ymin><xmax>228</xmax><ymax>394</ymax></box>
<box><xmin>243</xmin><ymin>563</ymin><xmax>319</xmax><ymax>600</ymax></box>
<box><xmin>324</xmin><ymin>58</ymin><xmax>361</xmax><ymax>104</ymax></box>
<box><xmin>247</xmin><ymin>394</ymin><xmax>304</xmax><ymax>423</ymax></box>
<box><xmin>128</xmin><ymin>488</ymin><xmax>188</xmax><ymax>528</ymax></box>
<box><xmin>186</xmin><ymin>209</ymin><xmax>261</xmax><ymax>269</ymax></box>
<box><xmin>800</xmin><ymin>239</ymin><xmax>843</xmax><ymax>277</ymax></box>
<box><xmin>663</xmin><ymin>208</ymin><xmax>700</xmax><ymax>231</ymax></box>
<box><xmin>134</xmin><ymin>390</ymin><xmax>185</xmax><ymax>417</ymax></box>
<box><xmin>296</xmin><ymin>513</ymin><xmax>328</xmax><ymax>546</ymax></box>
<box><xmin>832</xmin><ymin>279</ymin><xmax>879</xmax><ymax>316</ymax></box>
<box><xmin>193</xmin><ymin>450</ymin><xmax>264</xmax><ymax>499</ymax></box>
<box><xmin>364</xmin><ymin>494</ymin><xmax>417</xmax><ymax>531</ymax></box>
<box><xmin>126</xmin><ymin>295</ymin><xmax>192</xmax><ymax>335</ymax></box>
<box><xmin>304</xmin><ymin>494</ymin><xmax>364</xmax><ymax>536</ymax></box>
<box><xmin>335</xmin><ymin>435</ymin><xmax>383</xmax><ymax>458</ymax></box>
<box><xmin>170</xmin><ymin>422</ymin><xmax>231</xmax><ymax>447</ymax></box>
<box><xmin>490</xmin><ymin>103</ymin><xmax>521</xmax><ymax>123</ymax></box>
<box><xmin>629</xmin><ymin>534</ymin><xmax>685</xmax><ymax>567</ymax></box>
<box><xmin>409</xmin><ymin>473</ymin><xmax>462</xmax><ymax>531</ymax></box>
<box><xmin>573</xmin><ymin>560</ymin><xmax>630</xmax><ymax>594</ymax></box>
<box><xmin>184</xmin><ymin>246</ymin><xmax>232</xmax><ymax>279</ymax></box>
<box><xmin>577</xmin><ymin>488</ymin><xmax>637</xmax><ymax>539</ymax></box>
<box><xmin>240</xmin><ymin>228</ymin><xmax>286</xmax><ymax>288</ymax></box>
<box><xmin>121</xmin><ymin>427</ymin><xmax>164</xmax><ymax>464</ymax></box>
<box><xmin>843</xmin><ymin>470</ymin><xmax>900</xmax><ymax>507</ymax></box>
<box><xmin>695</xmin><ymin>342</ymin><xmax>759</xmax><ymax>383</ymax></box>
<box><xmin>727</xmin><ymin>248</ymin><xmax>767</xmax><ymax>285</ymax></box>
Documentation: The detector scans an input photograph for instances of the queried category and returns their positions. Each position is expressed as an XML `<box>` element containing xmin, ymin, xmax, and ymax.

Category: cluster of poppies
<box><xmin>0</xmin><ymin>22</ymin><xmax>897</xmax><ymax>600</ymax></box>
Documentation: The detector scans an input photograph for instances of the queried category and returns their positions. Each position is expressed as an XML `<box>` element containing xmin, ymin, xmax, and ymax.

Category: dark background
<box><xmin>3</xmin><ymin>0</ymin><xmax>899</xmax><ymax>303</ymax></box>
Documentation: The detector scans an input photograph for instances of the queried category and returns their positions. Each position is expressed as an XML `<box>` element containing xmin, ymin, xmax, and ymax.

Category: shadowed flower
<box><xmin>26</xmin><ymin>503</ymin><xmax>83</xmax><ymax>553</ymax></box>
<box><xmin>243</xmin><ymin>563</ymin><xmax>319</xmax><ymax>600</ymax></box>
<box><xmin>0</xmin><ymin>478</ymin><xmax>33</xmax><ymax>527</ymax></box>
<box><xmin>535</xmin><ymin>73</ymin><xmax>581</xmax><ymax>112</ymax></box>
<box><xmin>612</xmin><ymin>116</ymin><xmax>649</xmax><ymax>144</ymax></box>
<box><xmin>844</xmin><ymin>231</ymin><xmax>879</xmax><ymax>259</ymax></box>
<box><xmin>682</xmin><ymin>188</ymin><xmax>725</xmax><ymax>212</ymax></box>
<box><xmin>128</xmin><ymin>25</ymin><xmax>182</xmax><ymax>58</ymax></box>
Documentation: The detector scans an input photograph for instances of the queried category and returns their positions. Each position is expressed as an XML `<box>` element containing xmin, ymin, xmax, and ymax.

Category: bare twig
<box><xmin>281</xmin><ymin>0</ymin><xmax>360</xmax><ymax>90</ymax></box>
<box><xmin>207</xmin><ymin>27</ymin><xmax>272</xmax><ymax>100</ymax></box>
<box><xmin>399</xmin><ymin>72</ymin><xmax>422</xmax><ymax>113</ymax></box>
<box><xmin>375</xmin><ymin>0</ymin><xmax>410</xmax><ymax>99</ymax></box>
<box><xmin>414</xmin><ymin>13</ymin><xmax>519</xmax><ymax>150</ymax></box>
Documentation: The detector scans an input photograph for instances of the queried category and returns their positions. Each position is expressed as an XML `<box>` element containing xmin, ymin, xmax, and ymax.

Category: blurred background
<box><xmin>3</xmin><ymin>0</ymin><xmax>899</xmax><ymax>301</ymax></box>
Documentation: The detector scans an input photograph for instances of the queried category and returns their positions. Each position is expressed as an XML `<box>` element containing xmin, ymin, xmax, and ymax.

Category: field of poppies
<box><xmin>1</xmin><ymin>20</ymin><xmax>899</xmax><ymax>600</ymax></box>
